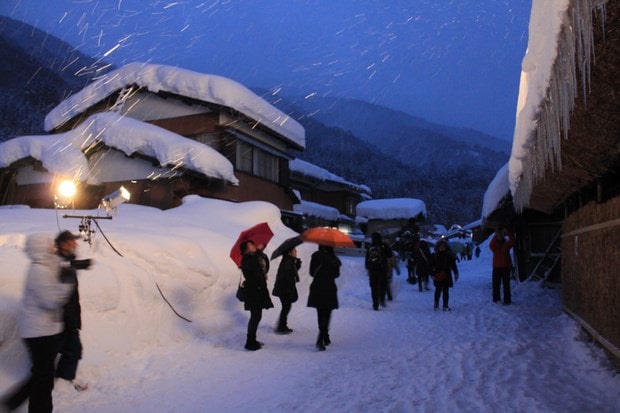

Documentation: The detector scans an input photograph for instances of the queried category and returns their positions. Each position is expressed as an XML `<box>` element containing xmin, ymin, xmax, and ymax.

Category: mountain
<box><xmin>257</xmin><ymin>91</ymin><xmax>509</xmax><ymax>225</ymax></box>
<box><xmin>0</xmin><ymin>16</ymin><xmax>107</xmax><ymax>140</ymax></box>
<box><xmin>277</xmin><ymin>95</ymin><xmax>511</xmax><ymax>167</ymax></box>
<box><xmin>0</xmin><ymin>18</ymin><xmax>502</xmax><ymax>226</ymax></box>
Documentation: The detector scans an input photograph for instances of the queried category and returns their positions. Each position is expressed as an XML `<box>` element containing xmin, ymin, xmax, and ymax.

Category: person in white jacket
<box><xmin>2</xmin><ymin>233</ymin><xmax>74</xmax><ymax>413</ymax></box>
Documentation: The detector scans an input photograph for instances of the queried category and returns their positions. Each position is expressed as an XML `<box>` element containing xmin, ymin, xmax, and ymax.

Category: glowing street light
<box><xmin>54</xmin><ymin>179</ymin><xmax>77</xmax><ymax>209</ymax></box>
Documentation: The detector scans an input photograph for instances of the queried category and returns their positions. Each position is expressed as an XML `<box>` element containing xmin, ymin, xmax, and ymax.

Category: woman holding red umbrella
<box><xmin>239</xmin><ymin>240</ymin><xmax>273</xmax><ymax>351</ymax></box>
<box><xmin>307</xmin><ymin>244</ymin><xmax>341</xmax><ymax>351</ymax></box>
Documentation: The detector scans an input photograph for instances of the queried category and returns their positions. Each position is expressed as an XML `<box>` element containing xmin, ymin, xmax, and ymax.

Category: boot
<box><xmin>316</xmin><ymin>335</ymin><xmax>326</xmax><ymax>351</ymax></box>
<box><xmin>244</xmin><ymin>334</ymin><xmax>262</xmax><ymax>351</ymax></box>
<box><xmin>323</xmin><ymin>333</ymin><xmax>331</xmax><ymax>346</ymax></box>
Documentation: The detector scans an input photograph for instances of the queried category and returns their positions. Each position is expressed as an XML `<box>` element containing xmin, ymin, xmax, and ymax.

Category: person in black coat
<box><xmin>412</xmin><ymin>239</ymin><xmax>433</xmax><ymax>292</ymax></box>
<box><xmin>272</xmin><ymin>247</ymin><xmax>301</xmax><ymax>334</ymax></box>
<box><xmin>307</xmin><ymin>245</ymin><xmax>341</xmax><ymax>351</ymax></box>
<box><xmin>240</xmin><ymin>240</ymin><xmax>274</xmax><ymax>351</ymax></box>
<box><xmin>431</xmin><ymin>239</ymin><xmax>459</xmax><ymax>311</ymax></box>
<box><xmin>365</xmin><ymin>232</ymin><xmax>393</xmax><ymax>310</ymax></box>
<box><xmin>54</xmin><ymin>230</ymin><xmax>92</xmax><ymax>391</ymax></box>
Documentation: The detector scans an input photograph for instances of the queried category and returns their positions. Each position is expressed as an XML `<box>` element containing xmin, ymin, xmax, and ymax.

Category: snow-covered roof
<box><xmin>290</xmin><ymin>159</ymin><xmax>370</xmax><ymax>194</ymax></box>
<box><xmin>481</xmin><ymin>163</ymin><xmax>510</xmax><ymax>221</ymax></box>
<box><xmin>356</xmin><ymin>198</ymin><xmax>426</xmax><ymax>220</ymax></box>
<box><xmin>0</xmin><ymin>112</ymin><xmax>239</xmax><ymax>185</ymax></box>
<box><xmin>508</xmin><ymin>0</ymin><xmax>605</xmax><ymax>210</ymax></box>
<box><xmin>293</xmin><ymin>200</ymin><xmax>341</xmax><ymax>221</ymax></box>
<box><xmin>45</xmin><ymin>62</ymin><xmax>305</xmax><ymax>149</ymax></box>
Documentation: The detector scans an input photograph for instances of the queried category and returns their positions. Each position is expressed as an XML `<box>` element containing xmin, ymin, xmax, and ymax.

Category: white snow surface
<box><xmin>290</xmin><ymin>159</ymin><xmax>370</xmax><ymax>194</ymax></box>
<box><xmin>0</xmin><ymin>112</ymin><xmax>239</xmax><ymax>185</ymax></box>
<box><xmin>356</xmin><ymin>198</ymin><xmax>427</xmax><ymax>220</ymax></box>
<box><xmin>508</xmin><ymin>0</ymin><xmax>568</xmax><ymax>195</ymax></box>
<box><xmin>293</xmin><ymin>200</ymin><xmax>341</xmax><ymax>221</ymax></box>
<box><xmin>0</xmin><ymin>197</ymin><xmax>618</xmax><ymax>412</ymax></box>
<box><xmin>481</xmin><ymin>163</ymin><xmax>510</xmax><ymax>221</ymax></box>
<box><xmin>44</xmin><ymin>62</ymin><xmax>305</xmax><ymax>149</ymax></box>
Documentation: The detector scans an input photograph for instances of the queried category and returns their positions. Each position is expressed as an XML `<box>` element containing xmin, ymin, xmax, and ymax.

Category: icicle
<box><xmin>513</xmin><ymin>0</ymin><xmax>607</xmax><ymax>212</ymax></box>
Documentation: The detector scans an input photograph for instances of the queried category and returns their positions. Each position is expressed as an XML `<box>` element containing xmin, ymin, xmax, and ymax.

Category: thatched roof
<box><xmin>515</xmin><ymin>0</ymin><xmax>620</xmax><ymax>214</ymax></box>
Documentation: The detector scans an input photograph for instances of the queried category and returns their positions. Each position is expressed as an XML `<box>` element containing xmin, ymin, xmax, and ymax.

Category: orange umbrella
<box><xmin>230</xmin><ymin>222</ymin><xmax>274</xmax><ymax>267</ymax></box>
<box><xmin>301</xmin><ymin>227</ymin><xmax>356</xmax><ymax>248</ymax></box>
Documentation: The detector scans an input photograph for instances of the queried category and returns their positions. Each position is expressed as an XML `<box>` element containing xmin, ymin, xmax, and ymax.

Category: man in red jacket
<box><xmin>489</xmin><ymin>227</ymin><xmax>515</xmax><ymax>305</ymax></box>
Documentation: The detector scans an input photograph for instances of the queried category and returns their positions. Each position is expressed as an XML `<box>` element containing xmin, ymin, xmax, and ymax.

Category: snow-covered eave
<box><xmin>509</xmin><ymin>0</ymin><xmax>607</xmax><ymax>212</ymax></box>
<box><xmin>356</xmin><ymin>198</ymin><xmax>427</xmax><ymax>220</ymax></box>
<box><xmin>289</xmin><ymin>159</ymin><xmax>370</xmax><ymax>195</ymax></box>
<box><xmin>0</xmin><ymin>112</ymin><xmax>239</xmax><ymax>185</ymax></box>
<box><xmin>481</xmin><ymin>163</ymin><xmax>510</xmax><ymax>222</ymax></box>
<box><xmin>45</xmin><ymin>62</ymin><xmax>305</xmax><ymax>150</ymax></box>
<box><xmin>292</xmin><ymin>200</ymin><xmax>341</xmax><ymax>221</ymax></box>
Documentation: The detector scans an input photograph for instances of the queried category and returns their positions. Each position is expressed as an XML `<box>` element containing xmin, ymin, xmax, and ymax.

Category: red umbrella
<box><xmin>301</xmin><ymin>227</ymin><xmax>356</xmax><ymax>248</ymax></box>
<box><xmin>229</xmin><ymin>222</ymin><xmax>274</xmax><ymax>267</ymax></box>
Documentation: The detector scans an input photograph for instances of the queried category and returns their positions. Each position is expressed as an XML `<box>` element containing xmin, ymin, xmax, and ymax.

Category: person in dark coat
<box><xmin>240</xmin><ymin>240</ymin><xmax>274</xmax><ymax>351</ymax></box>
<box><xmin>307</xmin><ymin>245</ymin><xmax>341</xmax><ymax>351</ymax></box>
<box><xmin>431</xmin><ymin>239</ymin><xmax>459</xmax><ymax>311</ymax></box>
<box><xmin>365</xmin><ymin>232</ymin><xmax>393</xmax><ymax>310</ymax></box>
<box><xmin>272</xmin><ymin>247</ymin><xmax>301</xmax><ymax>334</ymax></box>
<box><xmin>412</xmin><ymin>239</ymin><xmax>433</xmax><ymax>292</ymax></box>
<box><xmin>55</xmin><ymin>230</ymin><xmax>92</xmax><ymax>391</ymax></box>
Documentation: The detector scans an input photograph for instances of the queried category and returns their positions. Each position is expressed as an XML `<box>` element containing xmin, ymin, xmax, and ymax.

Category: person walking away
<box><xmin>272</xmin><ymin>247</ymin><xmax>301</xmax><ymax>334</ymax></box>
<box><xmin>489</xmin><ymin>228</ymin><xmax>515</xmax><ymax>305</ymax></box>
<box><xmin>54</xmin><ymin>230</ymin><xmax>92</xmax><ymax>392</ymax></box>
<box><xmin>412</xmin><ymin>239</ymin><xmax>433</xmax><ymax>292</ymax></box>
<box><xmin>307</xmin><ymin>245</ymin><xmax>341</xmax><ymax>351</ymax></box>
<box><xmin>1</xmin><ymin>233</ymin><xmax>74</xmax><ymax>413</ymax></box>
<box><xmin>240</xmin><ymin>240</ymin><xmax>274</xmax><ymax>351</ymax></box>
<box><xmin>431</xmin><ymin>239</ymin><xmax>459</xmax><ymax>311</ymax></box>
<box><xmin>365</xmin><ymin>232</ymin><xmax>392</xmax><ymax>310</ymax></box>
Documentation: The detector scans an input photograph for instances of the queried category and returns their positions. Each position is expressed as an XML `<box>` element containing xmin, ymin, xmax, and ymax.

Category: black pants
<box><xmin>277</xmin><ymin>299</ymin><xmax>292</xmax><ymax>330</ymax></box>
<box><xmin>492</xmin><ymin>267</ymin><xmax>512</xmax><ymax>304</ymax></box>
<box><xmin>369</xmin><ymin>272</ymin><xmax>386</xmax><ymax>309</ymax></box>
<box><xmin>316</xmin><ymin>308</ymin><xmax>332</xmax><ymax>340</ymax></box>
<box><xmin>417</xmin><ymin>271</ymin><xmax>430</xmax><ymax>291</ymax></box>
<box><xmin>246</xmin><ymin>309</ymin><xmax>263</xmax><ymax>343</ymax></box>
<box><xmin>434</xmin><ymin>281</ymin><xmax>450</xmax><ymax>308</ymax></box>
<box><xmin>56</xmin><ymin>329</ymin><xmax>82</xmax><ymax>381</ymax></box>
<box><xmin>3</xmin><ymin>335</ymin><xmax>60</xmax><ymax>413</ymax></box>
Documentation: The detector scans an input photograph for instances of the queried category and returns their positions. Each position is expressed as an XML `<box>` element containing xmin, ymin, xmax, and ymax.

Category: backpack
<box><xmin>367</xmin><ymin>245</ymin><xmax>386</xmax><ymax>269</ymax></box>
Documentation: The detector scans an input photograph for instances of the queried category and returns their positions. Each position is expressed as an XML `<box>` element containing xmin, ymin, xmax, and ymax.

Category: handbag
<box><xmin>433</xmin><ymin>271</ymin><xmax>447</xmax><ymax>282</ymax></box>
<box><xmin>235</xmin><ymin>275</ymin><xmax>247</xmax><ymax>302</ymax></box>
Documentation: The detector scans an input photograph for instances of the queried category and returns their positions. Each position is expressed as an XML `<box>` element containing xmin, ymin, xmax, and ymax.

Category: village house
<box><xmin>482</xmin><ymin>0</ymin><xmax>619</xmax><ymax>360</ymax></box>
<box><xmin>0</xmin><ymin>63</ymin><xmax>305</xmax><ymax>212</ymax></box>
<box><xmin>356</xmin><ymin>198</ymin><xmax>427</xmax><ymax>243</ymax></box>
<box><xmin>288</xmin><ymin>158</ymin><xmax>370</xmax><ymax>236</ymax></box>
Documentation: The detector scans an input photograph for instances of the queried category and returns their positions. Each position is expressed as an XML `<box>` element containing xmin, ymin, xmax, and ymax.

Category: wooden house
<box><xmin>483</xmin><ymin>0</ymin><xmax>619</xmax><ymax>359</ymax></box>
<box><xmin>288</xmin><ymin>159</ymin><xmax>370</xmax><ymax>233</ymax></box>
<box><xmin>0</xmin><ymin>63</ymin><xmax>305</xmax><ymax>212</ymax></box>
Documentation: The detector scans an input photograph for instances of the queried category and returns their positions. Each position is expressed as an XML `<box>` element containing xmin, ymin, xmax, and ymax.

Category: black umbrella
<box><xmin>270</xmin><ymin>236</ymin><xmax>303</xmax><ymax>260</ymax></box>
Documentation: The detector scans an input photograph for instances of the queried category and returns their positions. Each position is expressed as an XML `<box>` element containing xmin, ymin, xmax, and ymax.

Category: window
<box><xmin>236</xmin><ymin>141</ymin><xmax>279</xmax><ymax>182</ymax></box>
<box><xmin>194</xmin><ymin>133</ymin><xmax>219</xmax><ymax>150</ymax></box>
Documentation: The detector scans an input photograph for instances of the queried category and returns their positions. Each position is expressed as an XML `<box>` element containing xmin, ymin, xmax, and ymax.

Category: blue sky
<box><xmin>1</xmin><ymin>0</ymin><xmax>531</xmax><ymax>140</ymax></box>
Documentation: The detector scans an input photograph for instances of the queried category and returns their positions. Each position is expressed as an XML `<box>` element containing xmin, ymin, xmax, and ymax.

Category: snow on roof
<box><xmin>509</xmin><ymin>0</ymin><xmax>569</xmax><ymax>204</ymax></box>
<box><xmin>356</xmin><ymin>198</ymin><xmax>426</xmax><ymax>220</ymax></box>
<box><xmin>508</xmin><ymin>0</ymin><xmax>604</xmax><ymax>209</ymax></box>
<box><xmin>293</xmin><ymin>200</ymin><xmax>341</xmax><ymax>221</ymax></box>
<box><xmin>44</xmin><ymin>62</ymin><xmax>305</xmax><ymax>149</ymax></box>
<box><xmin>481</xmin><ymin>163</ymin><xmax>509</xmax><ymax>221</ymax></box>
<box><xmin>290</xmin><ymin>159</ymin><xmax>370</xmax><ymax>194</ymax></box>
<box><xmin>0</xmin><ymin>112</ymin><xmax>239</xmax><ymax>185</ymax></box>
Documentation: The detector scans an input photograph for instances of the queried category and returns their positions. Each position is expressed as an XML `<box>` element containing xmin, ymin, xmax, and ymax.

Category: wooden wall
<box><xmin>561</xmin><ymin>195</ymin><xmax>620</xmax><ymax>358</ymax></box>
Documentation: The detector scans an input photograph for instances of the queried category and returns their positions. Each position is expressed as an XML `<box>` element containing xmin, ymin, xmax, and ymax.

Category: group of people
<box><xmin>365</xmin><ymin>226</ymin><xmax>515</xmax><ymax>311</ymax></box>
<box><xmin>238</xmin><ymin>240</ymin><xmax>341</xmax><ymax>352</ymax></box>
<box><xmin>365</xmin><ymin>231</ymin><xmax>460</xmax><ymax>311</ymax></box>
<box><xmin>2</xmin><ymin>230</ymin><xmax>92</xmax><ymax>413</ymax></box>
